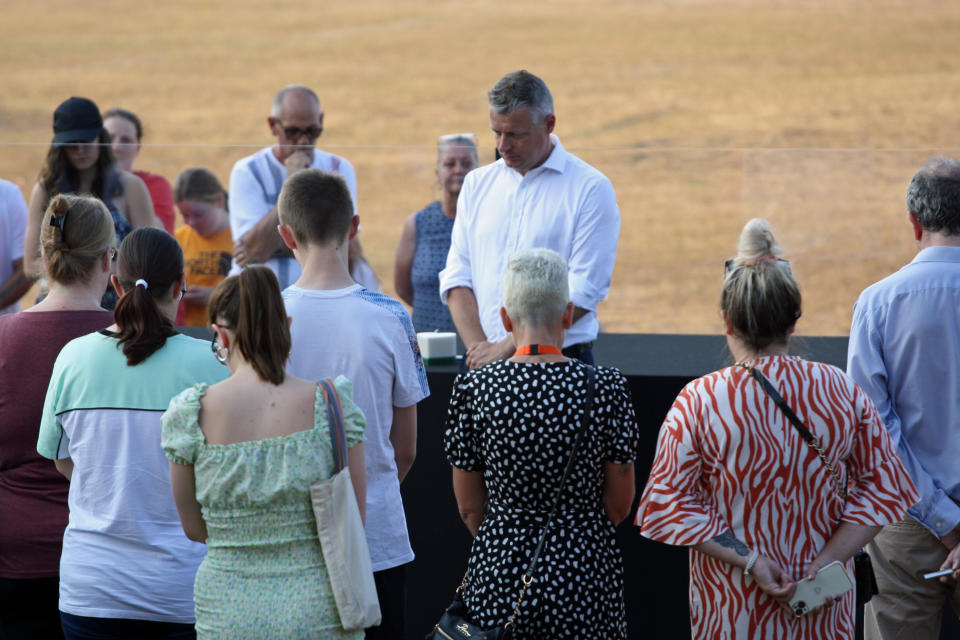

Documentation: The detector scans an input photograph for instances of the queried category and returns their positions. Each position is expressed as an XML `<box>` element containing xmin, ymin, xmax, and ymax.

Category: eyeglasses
<box><xmin>724</xmin><ymin>257</ymin><xmax>791</xmax><ymax>275</ymax></box>
<box><xmin>275</xmin><ymin>120</ymin><xmax>323</xmax><ymax>141</ymax></box>
<box><xmin>438</xmin><ymin>133</ymin><xmax>478</xmax><ymax>145</ymax></box>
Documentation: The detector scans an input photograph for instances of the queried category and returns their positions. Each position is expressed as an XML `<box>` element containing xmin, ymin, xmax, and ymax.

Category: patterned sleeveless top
<box><xmin>57</xmin><ymin>167</ymin><xmax>131</xmax><ymax>310</ymax></box>
<box><xmin>411</xmin><ymin>201</ymin><xmax>456</xmax><ymax>332</ymax></box>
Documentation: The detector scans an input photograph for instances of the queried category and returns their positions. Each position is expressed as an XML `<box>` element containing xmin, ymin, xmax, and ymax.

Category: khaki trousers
<box><xmin>864</xmin><ymin>516</ymin><xmax>960</xmax><ymax>640</ymax></box>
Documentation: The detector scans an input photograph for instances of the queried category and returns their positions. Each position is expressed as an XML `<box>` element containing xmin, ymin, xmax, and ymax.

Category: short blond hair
<box><xmin>503</xmin><ymin>248</ymin><xmax>569</xmax><ymax>327</ymax></box>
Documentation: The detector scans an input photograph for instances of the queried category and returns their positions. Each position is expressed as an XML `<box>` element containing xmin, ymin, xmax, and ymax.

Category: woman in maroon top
<box><xmin>0</xmin><ymin>194</ymin><xmax>115</xmax><ymax>638</ymax></box>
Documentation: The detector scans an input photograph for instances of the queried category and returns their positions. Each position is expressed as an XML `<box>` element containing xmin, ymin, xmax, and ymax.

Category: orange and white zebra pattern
<box><xmin>637</xmin><ymin>355</ymin><xmax>918</xmax><ymax>639</ymax></box>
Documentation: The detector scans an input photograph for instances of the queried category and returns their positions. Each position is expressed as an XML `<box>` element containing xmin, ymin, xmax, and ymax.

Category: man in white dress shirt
<box><xmin>228</xmin><ymin>84</ymin><xmax>357</xmax><ymax>288</ymax></box>
<box><xmin>439</xmin><ymin>70</ymin><xmax>620</xmax><ymax>368</ymax></box>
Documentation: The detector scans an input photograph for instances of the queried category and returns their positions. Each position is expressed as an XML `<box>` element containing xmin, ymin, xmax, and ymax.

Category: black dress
<box><xmin>443</xmin><ymin>359</ymin><xmax>638</xmax><ymax>639</ymax></box>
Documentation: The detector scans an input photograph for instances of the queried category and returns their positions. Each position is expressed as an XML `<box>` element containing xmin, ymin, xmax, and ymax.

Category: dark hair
<box><xmin>720</xmin><ymin>219</ymin><xmax>801</xmax><ymax>352</ymax></box>
<box><xmin>277</xmin><ymin>169</ymin><xmax>353</xmax><ymax>245</ymax></box>
<box><xmin>41</xmin><ymin>194</ymin><xmax>116</xmax><ymax>285</ymax></box>
<box><xmin>103</xmin><ymin>108</ymin><xmax>143</xmax><ymax>141</ymax></box>
<box><xmin>208</xmin><ymin>267</ymin><xmax>290</xmax><ymax>385</ymax></box>
<box><xmin>39</xmin><ymin>128</ymin><xmax>118</xmax><ymax>200</ymax></box>
<box><xmin>113</xmin><ymin>228</ymin><xmax>183</xmax><ymax>365</ymax></box>
<box><xmin>905</xmin><ymin>157</ymin><xmax>960</xmax><ymax>235</ymax></box>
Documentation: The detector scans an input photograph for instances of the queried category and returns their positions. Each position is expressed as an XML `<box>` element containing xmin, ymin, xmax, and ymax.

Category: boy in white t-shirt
<box><xmin>276</xmin><ymin>169</ymin><xmax>428</xmax><ymax>638</ymax></box>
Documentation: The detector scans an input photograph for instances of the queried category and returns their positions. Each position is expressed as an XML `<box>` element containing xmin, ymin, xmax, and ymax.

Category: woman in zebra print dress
<box><xmin>636</xmin><ymin>219</ymin><xmax>918</xmax><ymax>639</ymax></box>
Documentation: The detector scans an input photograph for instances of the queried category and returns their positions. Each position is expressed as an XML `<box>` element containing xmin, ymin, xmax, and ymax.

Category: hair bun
<box><xmin>49</xmin><ymin>194</ymin><xmax>70</xmax><ymax>218</ymax></box>
<box><xmin>737</xmin><ymin>218</ymin><xmax>783</xmax><ymax>262</ymax></box>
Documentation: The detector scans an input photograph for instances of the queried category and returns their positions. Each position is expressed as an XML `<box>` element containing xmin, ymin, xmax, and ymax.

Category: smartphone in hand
<box><xmin>788</xmin><ymin>561</ymin><xmax>853</xmax><ymax>617</ymax></box>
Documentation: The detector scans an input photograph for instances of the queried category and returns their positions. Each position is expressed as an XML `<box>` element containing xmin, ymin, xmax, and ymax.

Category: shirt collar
<box><xmin>503</xmin><ymin>134</ymin><xmax>568</xmax><ymax>177</ymax></box>
<box><xmin>910</xmin><ymin>245</ymin><xmax>960</xmax><ymax>265</ymax></box>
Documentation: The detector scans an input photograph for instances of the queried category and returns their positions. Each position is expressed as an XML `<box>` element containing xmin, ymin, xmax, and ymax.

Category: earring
<box><xmin>211</xmin><ymin>336</ymin><xmax>229</xmax><ymax>365</ymax></box>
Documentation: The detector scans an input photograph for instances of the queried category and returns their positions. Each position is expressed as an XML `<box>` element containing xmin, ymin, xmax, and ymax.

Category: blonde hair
<box><xmin>721</xmin><ymin>218</ymin><xmax>800</xmax><ymax>352</ymax></box>
<box><xmin>503</xmin><ymin>248</ymin><xmax>569</xmax><ymax>327</ymax></box>
<box><xmin>41</xmin><ymin>194</ymin><xmax>115</xmax><ymax>285</ymax></box>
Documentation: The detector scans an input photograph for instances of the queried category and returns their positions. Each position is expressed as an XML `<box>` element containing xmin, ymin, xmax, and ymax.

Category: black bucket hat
<box><xmin>53</xmin><ymin>97</ymin><xmax>103</xmax><ymax>145</ymax></box>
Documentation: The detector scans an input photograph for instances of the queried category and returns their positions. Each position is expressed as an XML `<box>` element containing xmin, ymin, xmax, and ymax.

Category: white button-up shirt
<box><xmin>439</xmin><ymin>136</ymin><xmax>620</xmax><ymax>347</ymax></box>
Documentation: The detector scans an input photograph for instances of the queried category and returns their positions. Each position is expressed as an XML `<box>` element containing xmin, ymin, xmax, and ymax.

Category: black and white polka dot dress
<box><xmin>443</xmin><ymin>359</ymin><xmax>638</xmax><ymax>640</ymax></box>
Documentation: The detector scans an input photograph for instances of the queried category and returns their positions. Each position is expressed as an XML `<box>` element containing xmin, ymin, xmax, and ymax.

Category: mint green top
<box><xmin>160</xmin><ymin>376</ymin><xmax>367</xmax><ymax>639</ymax></box>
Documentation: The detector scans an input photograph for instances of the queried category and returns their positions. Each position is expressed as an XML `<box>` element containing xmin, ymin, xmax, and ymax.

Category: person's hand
<box><xmin>283</xmin><ymin>150</ymin><xmax>313</xmax><ymax>174</ymax></box>
<box><xmin>233</xmin><ymin>237</ymin><xmax>250</xmax><ymax>267</ymax></box>
<box><xmin>938</xmin><ymin>541</ymin><xmax>960</xmax><ymax>584</ymax></box>
<box><xmin>940</xmin><ymin>524</ymin><xmax>960</xmax><ymax>551</ymax></box>
<box><xmin>465</xmin><ymin>338</ymin><xmax>514</xmax><ymax>369</ymax></box>
<box><xmin>749</xmin><ymin>555</ymin><xmax>796</xmax><ymax>608</ymax></box>
<box><xmin>182</xmin><ymin>285</ymin><xmax>213</xmax><ymax>307</ymax></box>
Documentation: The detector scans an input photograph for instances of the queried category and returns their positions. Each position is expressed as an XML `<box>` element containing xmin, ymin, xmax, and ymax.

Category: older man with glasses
<box><xmin>228</xmin><ymin>84</ymin><xmax>357</xmax><ymax>288</ymax></box>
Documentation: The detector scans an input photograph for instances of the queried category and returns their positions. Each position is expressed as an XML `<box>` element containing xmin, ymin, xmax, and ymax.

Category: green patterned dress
<box><xmin>161</xmin><ymin>376</ymin><xmax>366</xmax><ymax>640</ymax></box>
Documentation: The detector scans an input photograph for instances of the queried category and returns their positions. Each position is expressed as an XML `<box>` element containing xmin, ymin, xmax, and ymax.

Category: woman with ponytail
<box><xmin>37</xmin><ymin>227</ymin><xmax>227</xmax><ymax>639</ymax></box>
<box><xmin>637</xmin><ymin>219</ymin><xmax>918</xmax><ymax>639</ymax></box>
<box><xmin>0</xmin><ymin>195</ymin><xmax>114</xmax><ymax>639</ymax></box>
<box><xmin>161</xmin><ymin>266</ymin><xmax>367</xmax><ymax>639</ymax></box>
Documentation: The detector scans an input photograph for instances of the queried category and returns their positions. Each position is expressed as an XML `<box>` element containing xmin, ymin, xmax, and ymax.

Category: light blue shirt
<box><xmin>847</xmin><ymin>245</ymin><xmax>960</xmax><ymax>537</ymax></box>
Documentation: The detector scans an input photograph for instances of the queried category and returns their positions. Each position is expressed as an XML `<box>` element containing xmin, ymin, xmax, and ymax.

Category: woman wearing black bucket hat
<box><xmin>24</xmin><ymin>96</ymin><xmax>161</xmax><ymax>308</ymax></box>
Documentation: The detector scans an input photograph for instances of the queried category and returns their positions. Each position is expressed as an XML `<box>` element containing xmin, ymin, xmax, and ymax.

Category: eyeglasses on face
<box><xmin>275</xmin><ymin>120</ymin><xmax>323</xmax><ymax>141</ymax></box>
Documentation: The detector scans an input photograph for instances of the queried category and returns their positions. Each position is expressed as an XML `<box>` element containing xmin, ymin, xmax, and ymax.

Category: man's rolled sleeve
<box><xmin>567</xmin><ymin>176</ymin><xmax>619</xmax><ymax>312</ymax></box>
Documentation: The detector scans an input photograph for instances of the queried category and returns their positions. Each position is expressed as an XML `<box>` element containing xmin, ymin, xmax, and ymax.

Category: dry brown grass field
<box><xmin>2</xmin><ymin>0</ymin><xmax>959</xmax><ymax>335</ymax></box>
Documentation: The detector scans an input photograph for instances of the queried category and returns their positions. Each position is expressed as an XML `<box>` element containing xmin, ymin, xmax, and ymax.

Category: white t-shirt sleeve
<box><xmin>6</xmin><ymin>183</ymin><xmax>27</xmax><ymax>262</ymax></box>
<box><xmin>390</xmin><ymin>309</ymin><xmax>430</xmax><ymax>407</ymax></box>
<box><xmin>228</xmin><ymin>159</ymin><xmax>272</xmax><ymax>241</ymax></box>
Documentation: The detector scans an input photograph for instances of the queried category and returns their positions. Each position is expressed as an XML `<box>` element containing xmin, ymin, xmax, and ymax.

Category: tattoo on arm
<box><xmin>713</xmin><ymin>529</ymin><xmax>750</xmax><ymax>557</ymax></box>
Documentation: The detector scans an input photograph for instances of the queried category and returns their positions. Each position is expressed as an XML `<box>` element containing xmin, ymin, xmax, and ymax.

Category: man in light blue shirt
<box><xmin>847</xmin><ymin>157</ymin><xmax>960</xmax><ymax>640</ymax></box>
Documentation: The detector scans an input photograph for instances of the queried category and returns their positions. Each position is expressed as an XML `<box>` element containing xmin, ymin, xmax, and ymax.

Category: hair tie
<box><xmin>135</xmin><ymin>279</ymin><xmax>149</xmax><ymax>289</ymax></box>
<box><xmin>58</xmin><ymin>242</ymin><xmax>71</xmax><ymax>255</ymax></box>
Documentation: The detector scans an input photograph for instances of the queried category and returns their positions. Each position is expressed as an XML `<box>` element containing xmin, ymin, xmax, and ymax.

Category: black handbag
<box><xmin>740</xmin><ymin>363</ymin><xmax>878</xmax><ymax>605</ymax></box>
<box><xmin>428</xmin><ymin>365</ymin><xmax>596</xmax><ymax>640</ymax></box>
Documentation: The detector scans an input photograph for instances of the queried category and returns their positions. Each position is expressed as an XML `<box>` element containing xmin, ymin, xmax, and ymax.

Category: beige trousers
<box><xmin>864</xmin><ymin>516</ymin><xmax>960</xmax><ymax>640</ymax></box>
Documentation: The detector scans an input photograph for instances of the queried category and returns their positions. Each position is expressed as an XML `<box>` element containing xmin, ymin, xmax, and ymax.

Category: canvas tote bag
<box><xmin>310</xmin><ymin>378</ymin><xmax>382</xmax><ymax>630</ymax></box>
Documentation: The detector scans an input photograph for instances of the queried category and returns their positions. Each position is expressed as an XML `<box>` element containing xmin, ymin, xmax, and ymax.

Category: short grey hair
<box><xmin>905</xmin><ymin>157</ymin><xmax>960</xmax><ymax>236</ymax></box>
<box><xmin>503</xmin><ymin>248</ymin><xmax>569</xmax><ymax>327</ymax></box>
<box><xmin>488</xmin><ymin>70</ymin><xmax>554</xmax><ymax>124</ymax></box>
<box><xmin>271</xmin><ymin>84</ymin><xmax>321</xmax><ymax>118</ymax></box>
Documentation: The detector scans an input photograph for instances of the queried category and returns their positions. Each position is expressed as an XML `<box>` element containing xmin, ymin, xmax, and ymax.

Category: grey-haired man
<box><xmin>439</xmin><ymin>70</ymin><xmax>620</xmax><ymax>368</ymax></box>
<box><xmin>847</xmin><ymin>157</ymin><xmax>960</xmax><ymax>639</ymax></box>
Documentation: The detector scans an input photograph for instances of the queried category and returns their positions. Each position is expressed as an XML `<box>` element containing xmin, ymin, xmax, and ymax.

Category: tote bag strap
<box><xmin>319</xmin><ymin>378</ymin><xmax>348</xmax><ymax>473</ymax></box>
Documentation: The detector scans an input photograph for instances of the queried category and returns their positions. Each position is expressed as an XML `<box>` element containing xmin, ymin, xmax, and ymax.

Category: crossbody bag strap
<box><xmin>738</xmin><ymin>363</ymin><xmax>847</xmax><ymax>499</ymax></box>
<box><xmin>319</xmin><ymin>378</ymin><xmax>348</xmax><ymax>473</ymax></box>
<box><xmin>500</xmin><ymin>364</ymin><xmax>597</xmax><ymax>630</ymax></box>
